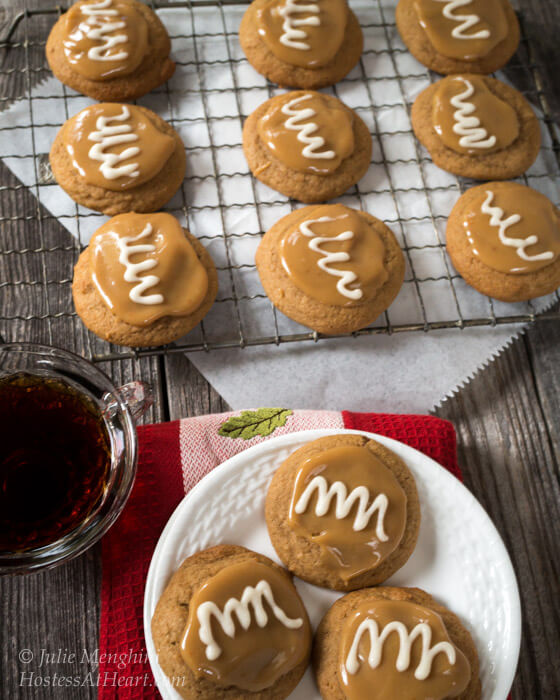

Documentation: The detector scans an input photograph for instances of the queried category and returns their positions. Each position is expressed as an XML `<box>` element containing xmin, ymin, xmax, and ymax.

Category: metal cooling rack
<box><xmin>0</xmin><ymin>0</ymin><xmax>559</xmax><ymax>364</ymax></box>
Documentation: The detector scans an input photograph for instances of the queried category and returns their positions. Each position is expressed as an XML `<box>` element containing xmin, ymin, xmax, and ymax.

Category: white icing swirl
<box><xmin>297</xmin><ymin>216</ymin><xmax>363</xmax><ymax>300</ymax></box>
<box><xmin>433</xmin><ymin>0</ymin><xmax>490</xmax><ymax>40</ymax></box>
<box><xmin>280</xmin><ymin>94</ymin><xmax>336</xmax><ymax>160</ymax></box>
<box><xmin>80</xmin><ymin>0</ymin><xmax>128</xmax><ymax>62</ymax></box>
<box><xmin>450</xmin><ymin>77</ymin><xmax>496</xmax><ymax>149</ymax></box>
<box><xmin>114</xmin><ymin>223</ymin><xmax>163</xmax><ymax>306</ymax></box>
<box><xmin>193</xmin><ymin>581</ymin><xmax>303</xmax><ymax>661</ymax></box>
<box><xmin>87</xmin><ymin>105</ymin><xmax>140</xmax><ymax>180</ymax></box>
<box><xmin>295</xmin><ymin>474</ymin><xmax>388</xmax><ymax>537</ymax></box>
<box><xmin>346</xmin><ymin>618</ymin><xmax>456</xmax><ymax>680</ymax></box>
<box><xmin>481</xmin><ymin>190</ymin><xmax>554</xmax><ymax>263</ymax></box>
<box><xmin>278</xmin><ymin>0</ymin><xmax>320</xmax><ymax>50</ymax></box>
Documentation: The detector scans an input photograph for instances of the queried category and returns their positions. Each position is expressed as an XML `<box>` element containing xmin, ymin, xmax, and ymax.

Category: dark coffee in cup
<box><xmin>0</xmin><ymin>372</ymin><xmax>111</xmax><ymax>552</ymax></box>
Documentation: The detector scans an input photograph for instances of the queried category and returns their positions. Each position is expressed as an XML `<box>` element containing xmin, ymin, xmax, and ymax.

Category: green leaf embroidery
<box><xmin>218</xmin><ymin>408</ymin><xmax>293</xmax><ymax>440</ymax></box>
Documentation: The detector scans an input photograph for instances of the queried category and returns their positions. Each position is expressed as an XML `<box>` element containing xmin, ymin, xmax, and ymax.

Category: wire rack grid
<box><xmin>0</xmin><ymin>0</ymin><xmax>559</xmax><ymax>364</ymax></box>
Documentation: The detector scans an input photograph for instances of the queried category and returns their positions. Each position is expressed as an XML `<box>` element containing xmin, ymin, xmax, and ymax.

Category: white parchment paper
<box><xmin>0</xmin><ymin>1</ymin><xmax>558</xmax><ymax>412</ymax></box>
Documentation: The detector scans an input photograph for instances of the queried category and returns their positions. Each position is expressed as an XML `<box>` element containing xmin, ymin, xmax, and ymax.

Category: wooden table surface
<box><xmin>0</xmin><ymin>1</ymin><xmax>559</xmax><ymax>698</ymax></box>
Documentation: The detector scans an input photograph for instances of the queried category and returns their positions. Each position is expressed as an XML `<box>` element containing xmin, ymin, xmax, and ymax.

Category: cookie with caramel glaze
<box><xmin>239</xmin><ymin>0</ymin><xmax>363</xmax><ymax>89</ymax></box>
<box><xmin>396</xmin><ymin>0</ymin><xmax>519</xmax><ymax>75</ymax></box>
<box><xmin>266</xmin><ymin>434</ymin><xmax>420</xmax><ymax>591</ymax></box>
<box><xmin>151</xmin><ymin>545</ymin><xmax>311</xmax><ymax>700</ymax></box>
<box><xmin>446</xmin><ymin>182</ymin><xmax>560</xmax><ymax>302</ymax></box>
<box><xmin>243</xmin><ymin>91</ymin><xmax>372</xmax><ymax>203</ymax></box>
<box><xmin>313</xmin><ymin>586</ymin><xmax>481</xmax><ymax>700</ymax></box>
<box><xmin>50</xmin><ymin>103</ymin><xmax>185</xmax><ymax>215</ymax></box>
<box><xmin>46</xmin><ymin>0</ymin><xmax>175</xmax><ymax>102</ymax></box>
<box><xmin>412</xmin><ymin>75</ymin><xmax>540</xmax><ymax>180</ymax></box>
<box><xmin>255</xmin><ymin>204</ymin><xmax>404</xmax><ymax>334</ymax></box>
<box><xmin>72</xmin><ymin>213</ymin><xmax>217</xmax><ymax>347</ymax></box>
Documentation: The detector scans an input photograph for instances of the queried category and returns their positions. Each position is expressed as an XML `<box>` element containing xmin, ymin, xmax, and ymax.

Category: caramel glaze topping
<box><xmin>462</xmin><ymin>183</ymin><xmax>560</xmax><ymax>274</ymax></box>
<box><xmin>415</xmin><ymin>0</ymin><xmax>508</xmax><ymax>61</ymax></box>
<box><xmin>258</xmin><ymin>91</ymin><xmax>354</xmax><ymax>175</ymax></box>
<box><xmin>433</xmin><ymin>75</ymin><xmax>519</xmax><ymax>155</ymax></box>
<box><xmin>180</xmin><ymin>560</ymin><xmax>311</xmax><ymax>692</ymax></box>
<box><xmin>90</xmin><ymin>212</ymin><xmax>209</xmax><ymax>326</ymax></box>
<box><xmin>338</xmin><ymin>599</ymin><xmax>471</xmax><ymax>700</ymax></box>
<box><xmin>63</xmin><ymin>103</ymin><xmax>176</xmax><ymax>191</ymax></box>
<box><xmin>62</xmin><ymin>0</ymin><xmax>149</xmax><ymax>81</ymax></box>
<box><xmin>256</xmin><ymin>0</ymin><xmax>348</xmax><ymax>69</ymax></box>
<box><xmin>288</xmin><ymin>445</ymin><xmax>407</xmax><ymax>582</ymax></box>
<box><xmin>280</xmin><ymin>204</ymin><xmax>389</xmax><ymax>307</ymax></box>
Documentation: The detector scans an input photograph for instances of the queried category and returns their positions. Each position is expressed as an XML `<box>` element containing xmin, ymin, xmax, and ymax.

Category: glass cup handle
<box><xmin>102</xmin><ymin>381</ymin><xmax>154</xmax><ymax>423</ymax></box>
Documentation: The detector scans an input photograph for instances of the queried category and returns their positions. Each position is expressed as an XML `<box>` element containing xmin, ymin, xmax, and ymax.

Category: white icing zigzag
<box><xmin>433</xmin><ymin>0</ymin><xmax>490</xmax><ymax>40</ymax></box>
<box><xmin>295</xmin><ymin>474</ymin><xmax>388</xmax><ymax>537</ymax></box>
<box><xmin>450</xmin><ymin>77</ymin><xmax>496</xmax><ymax>149</ymax></box>
<box><xmin>195</xmin><ymin>581</ymin><xmax>303</xmax><ymax>661</ymax></box>
<box><xmin>346</xmin><ymin>618</ymin><xmax>456</xmax><ymax>679</ymax></box>
<box><xmin>481</xmin><ymin>191</ymin><xmax>554</xmax><ymax>263</ymax></box>
<box><xmin>80</xmin><ymin>0</ymin><xmax>128</xmax><ymax>62</ymax></box>
<box><xmin>298</xmin><ymin>216</ymin><xmax>363</xmax><ymax>300</ymax></box>
<box><xmin>115</xmin><ymin>223</ymin><xmax>163</xmax><ymax>306</ymax></box>
<box><xmin>280</xmin><ymin>94</ymin><xmax>336</xmax><ymax>160</ymax></box>
<box><xmin>87</xmin><ymin>105</ymin><xmax>140</xmax><ymax>181</ymax></box>
<box><xmin>279</xmin><ymin>0</ymin><xmax>320</xmax><ymax>50</ymax></box>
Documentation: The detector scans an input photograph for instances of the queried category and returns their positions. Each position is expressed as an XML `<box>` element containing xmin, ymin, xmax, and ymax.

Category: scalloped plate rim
<box><xmin>143</xmin><ymin>428</ymin><xmax>521</xmax><ymax>700</ymax></box>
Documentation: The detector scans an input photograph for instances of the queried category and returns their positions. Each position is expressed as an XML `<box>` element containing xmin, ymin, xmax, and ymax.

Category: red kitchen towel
<box><xmin>98</xmin><ymin>409</ymin><xmax>460</xmax><ymax>698</ymax></box>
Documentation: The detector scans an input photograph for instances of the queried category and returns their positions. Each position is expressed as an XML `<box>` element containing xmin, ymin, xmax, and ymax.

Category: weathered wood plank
<box><xmin>434</xmin><ymin>320</ymin><xmax>560</xmax><ymax>700</ymax></box>
<box><xmin>164</xmin><ymin>352</ymin><xmax>229</xmax><ymax>419</ymax></box>
<box><xmin>523</xmin><ymin>315</ymin><xmax>560</xmax><ymax>460</ymax></box>
<box><xmin>0</xmin><ymin>549</ymin><xmax>102</xmax><ymax>700</ymax></box>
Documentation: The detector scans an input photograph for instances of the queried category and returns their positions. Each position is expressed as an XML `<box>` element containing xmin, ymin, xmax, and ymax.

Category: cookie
<box><xmin>72</xmin><ymin>212</ymin><xmax>218</xmax><ymax>347</ymax></box>
<box><xmin>50</xmin><ymin>103</ymin><xmax>185</xmax><ymax>215</ymax></box>
<box><xmin>396</xmin><ymin>0</ymin><xmax>520</xmax><ymax>75</ymax></box>
<box><xmin>446</xmin><ymin>182</ymin><xmax>560</xmax><ymax>302</ymax></box>
<box><xmin>412</xmin><ymin>74</ymin><xmax>541</xmax><ymax>180</ymax></box>
<box><xmin>313</xmin><ymin>586</ymin><xmax>481</xmax><ymax>700</ymax></box>
<box><xmin>265</xmin><ymin>434</ymin><xmax>420</xmax><ymax>591</ymax></box>
<box><xmin>151</xmin><ymin>544</ymin><xmax>312</xmax><ymax>700</ymax></box>
<box><xmin>243</xmin><ymin>91</ymin><xmax>372</xmax><ymax>203</ymax></box>
<box><xmin>255</xmin><ymin>204</ymin><xmax>404</xmax><ymax>334</ymax></box>
<box><xmin>46</xmin><ymin>0</ymin><xmax>175</xmax><ymax>102</ymax></box>
<box><xmin>239</xmin><ymin>0</ymin><xmax>363</xmax><ymax>89</ymax></box>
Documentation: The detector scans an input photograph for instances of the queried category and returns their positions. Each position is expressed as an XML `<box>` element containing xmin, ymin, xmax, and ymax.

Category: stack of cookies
<box><xmin>151</xmin><ymin>434</ymin><xmax>481</xmax><ymax>699</ymax></box>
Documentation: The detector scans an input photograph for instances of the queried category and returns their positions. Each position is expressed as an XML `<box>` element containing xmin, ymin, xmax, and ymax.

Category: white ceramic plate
<box><xmin>144</xmin><ymin>429</ymin><xmax>521</xmax><ymax>700</ymax></box>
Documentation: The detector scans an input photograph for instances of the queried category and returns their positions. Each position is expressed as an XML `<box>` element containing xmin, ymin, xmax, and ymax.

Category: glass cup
<box><xmin>0</xmin><ymin>343</ymin><xmax>152</xmax><ymax>574</ymax></box>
